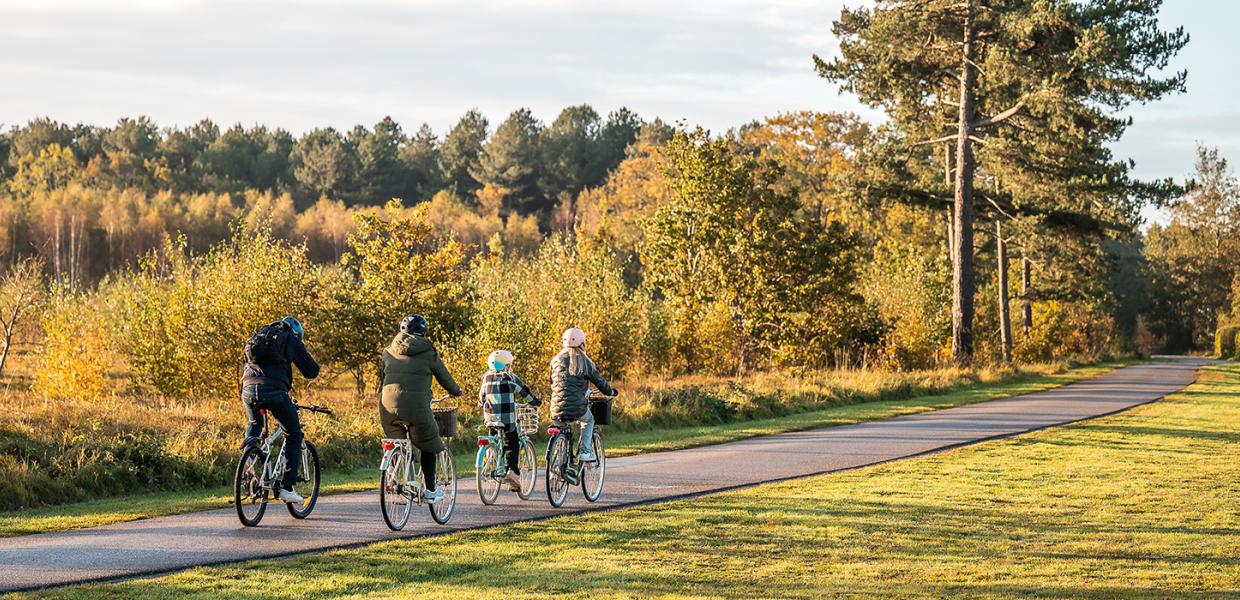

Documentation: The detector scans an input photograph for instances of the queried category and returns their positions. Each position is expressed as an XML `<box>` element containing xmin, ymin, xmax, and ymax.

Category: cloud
<box><xmin>0</xmin><ymin>0</ymin><xmax>862</xmax><ymax>133</ymax></box>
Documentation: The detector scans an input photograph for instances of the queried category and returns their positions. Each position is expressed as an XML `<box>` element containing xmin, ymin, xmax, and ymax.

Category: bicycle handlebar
<box><xmin>432</xmin><ymin>395</ymin><xmax>451</xmax><ymax>403</ymax></box>
<box><xmin>294</xmin><ymin>402</ymin><xmax>334</xmax><ymax>416</ymax></box>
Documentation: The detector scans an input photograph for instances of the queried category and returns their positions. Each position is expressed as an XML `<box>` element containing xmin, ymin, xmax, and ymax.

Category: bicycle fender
<box><xmin>380</xmin><ymin>448</ymin><xmax>396</xmax><ymax>472</ymax></box>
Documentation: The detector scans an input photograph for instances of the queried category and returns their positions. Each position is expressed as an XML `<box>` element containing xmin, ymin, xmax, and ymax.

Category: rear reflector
<box><xmin>547</xmin><ymin>428</ymin><xmax>561</xmax><ymax>436</ymax></box>
<box><xmin>477</xmin><ymin>439</ymin><xmax>489</xmax><ymax>446</ymax></box>
<box><xmin>381</xmin><ymin>441</ymin><xmax>395</xmax><ymax>451</ymax></box>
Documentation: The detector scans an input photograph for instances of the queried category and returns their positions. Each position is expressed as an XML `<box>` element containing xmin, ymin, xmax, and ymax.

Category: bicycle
<box><xmin>233</xmin><ymin>401</ymin><xmax>333</xmax><ymax>527</ymax></box>
<box><xmin>475</xmin><ymin>402</ymin><xmax>539</xmax><ymax>504</ymax></box>
<box><xmin>545</xmin><ymin>389</ymin><xmax>611</xmax><ymax>507</ymax></box>
<box><xmin>379</xmin><ymin>395</ymin><xmax>458</xmax><ymax>530</ymax></box>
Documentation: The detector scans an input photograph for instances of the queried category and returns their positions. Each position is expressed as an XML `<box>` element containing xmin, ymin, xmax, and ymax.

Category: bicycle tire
<box><xmin>517</xmin><ymin>439</ymin><xmax>537</xmax><ymax>500</ymax></box>
<box><xmin>476</xmin><ymin>444</ymin><xmax>501</xmax><ymax>505</ymax></box>
<box><xmin>545</xmin><ymin>434</ymin><xmax>571</xmax><ymax>507</ymax></box>
<box><xmin>582</xmin><ymin>431</ymin><xmax>605</xmax><ymax>502</ymax></box>
<box><xmin>429</xmin><ymin>449</ymin><xmax>456</xmax><ymax>524</ymax></box>
<box><xmin>380</xmin><ymin>450</ymin><xmax>414</xmax><ymax>531</ymax></box>
<box><xmin>234</xmin><ymin>446</ymin><xmax>269</xmax><ymax>527</ymax></box>
<box><xmin>287</xmin><ymin>441</ymin><xmax>321</xmax><ymax>519</ymax></box>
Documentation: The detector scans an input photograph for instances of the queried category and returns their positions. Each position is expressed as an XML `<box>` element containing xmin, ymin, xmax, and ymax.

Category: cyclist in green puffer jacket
<box><xmin>379</xmin><ymin>314</ymin><xmax>464</xmax><ymax>504</ymax></box>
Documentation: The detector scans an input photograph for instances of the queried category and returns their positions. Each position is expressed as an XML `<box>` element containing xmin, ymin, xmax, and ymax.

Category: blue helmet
<box><xmin>281</xmin><ymin>316</ymin><xmax>304</xmax><ymax>339</ymax></box>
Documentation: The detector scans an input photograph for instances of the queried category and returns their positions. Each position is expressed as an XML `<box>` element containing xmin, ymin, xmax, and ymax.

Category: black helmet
<box><xmin>401</xmin><ymin>314</ymin><xmax>428</xmax><ymax>336</ymax></box>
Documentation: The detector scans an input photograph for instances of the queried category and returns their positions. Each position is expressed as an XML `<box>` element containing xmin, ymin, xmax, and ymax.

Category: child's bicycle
<box><xmin>233</xmin><ymin>401</ymin><xmax>333</xmax><ymax>527</ymax></box>
<box><xmin>545</xmin><ymin>389</ymin><xmax>611</xmax><ymax>508</ymax></box>
<box><xmin>379</xmin><ymin>395</ymin><xmax>458</xmax><ymax>530</ymax></box>
<box><xmin>475</xmin><ymin>402</ymin><xmax>539</xmax><ymax>503</ymax></box>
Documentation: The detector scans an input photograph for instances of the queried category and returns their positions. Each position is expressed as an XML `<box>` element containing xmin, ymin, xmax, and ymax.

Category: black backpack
<box><xmin>244</xmin><ymin>321</ymin><xmax>291</xmax><ymax>366</ymax></box>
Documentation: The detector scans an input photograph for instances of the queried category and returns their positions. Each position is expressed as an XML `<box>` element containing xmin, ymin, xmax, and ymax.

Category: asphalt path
<box><xmin>0</xmin><ymin>357</ymin><xmax>1212</xmax><ymax>593</ymax></box>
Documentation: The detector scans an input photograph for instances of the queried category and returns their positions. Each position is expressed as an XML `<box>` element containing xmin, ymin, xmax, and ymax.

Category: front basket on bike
<box><xmin>433</xmin><ymin>406</ymin><xmax>459</xmax><ymax>437</ymax></box>
<box><xmin>517</xmin><ymin>404</ymin><xmax>540</xmax><ymax>436</ymax></box>
<box><xmin>588</xmin><ymin>398</ymin><xmax>613</xmax><ymax>425</ymax></box>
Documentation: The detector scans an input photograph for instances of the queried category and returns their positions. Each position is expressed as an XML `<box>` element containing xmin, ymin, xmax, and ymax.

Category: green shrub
<box><xmin>1215</xmin><ymin>325</ymin><xmax>1239</xmax><ymax>359</ymax></box>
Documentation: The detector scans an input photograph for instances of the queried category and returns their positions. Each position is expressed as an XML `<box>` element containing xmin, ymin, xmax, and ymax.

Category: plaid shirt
<box><xmin>478</xmin><ymin>370</ymin><xmax>538</xmax><ymax>427</ymax></box>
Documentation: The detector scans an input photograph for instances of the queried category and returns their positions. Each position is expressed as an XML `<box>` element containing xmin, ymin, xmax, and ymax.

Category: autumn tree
<box><xmin>0</xmin><ymin>258</ymin><xmax>43</xmax><ymax>379</ymax></box>
<box><xmin>643</xmin><ymin>129</ymin><xmax>869</xmax><ymax>372</ymax></box>
<box><xmin>1145</xmin><ymin>146</ymin><xmax>1240</xmax><ymax>349</ymax></box>
<box><xmin>319</xmin><ymin>200</ymin><xmax>466</xmax><ymax>392</ymax></box>
<box><xmin>817</xmin><ymin>0</ymin><xmax>1187</xmax><ymax>363</ymax></box>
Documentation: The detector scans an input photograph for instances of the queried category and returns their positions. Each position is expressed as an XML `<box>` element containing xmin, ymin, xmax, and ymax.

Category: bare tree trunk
<box><xmin>997</xmin><ymin>222</ymin><xmax>1012</xmax><ymax>363</ymax></box>
<box><xmin>1021</xmin><ymin>255</ymin><xmax>1032</xmax><ymax>331</ymax></box>
<box><xmin>951</xmin><ymin>8</ymin><xmax>978</xmax><ymax>365</ymax></box>
<box><xmin>945</xmin><ymin>145</ymin><xmax>955</xmax><ymax>254</ymax></box>
<box><xmin>0</xmin><ymin>327</ymin><xmax>13</xmax><ymax>379</ymax></box>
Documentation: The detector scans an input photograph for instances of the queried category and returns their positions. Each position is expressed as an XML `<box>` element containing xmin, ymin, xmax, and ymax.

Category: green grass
<box><xmin>13</xmin><ymin>361</ymin><xmax>1236</xmax><ymax>599</ymax></box>
<box><xmin>0</xmin><ymin>360</ymin><xmax>1127</xmax><ymax>538</ymax></box>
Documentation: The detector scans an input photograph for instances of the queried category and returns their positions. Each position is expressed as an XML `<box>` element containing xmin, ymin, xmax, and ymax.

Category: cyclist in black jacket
<box><xmin>240</xmin><ymin>316</ymin><xmax>321</xmax><ymax>504</ymax></box>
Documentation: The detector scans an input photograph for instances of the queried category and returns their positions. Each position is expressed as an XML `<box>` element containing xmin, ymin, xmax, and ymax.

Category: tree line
<box><xmin>0</xmin><ymin>105</ymin><xmax>653</xmax><ymax>218</ymax></box>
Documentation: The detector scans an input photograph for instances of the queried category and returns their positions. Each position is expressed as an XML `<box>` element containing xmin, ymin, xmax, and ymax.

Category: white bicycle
<box><xmin>233</xmin><ymin>402</ymin><xmax>332</xmax><ymax>527</ymax></box>
<box><xmin>379</xmin><ymin>396</ymin><xmax>458</xmax><ymax>529</ymax></box>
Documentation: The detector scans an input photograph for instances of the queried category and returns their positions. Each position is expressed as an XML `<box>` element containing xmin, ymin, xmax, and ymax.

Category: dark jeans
<box><xmin>242</xmin><ymin>385</ymin><xmax>302</xmax><ymax>491</ymax></box>
<box><xmin>490</xmin><ymin>426</ymin><xmax>521</xmax><ymax>475</ymax></box>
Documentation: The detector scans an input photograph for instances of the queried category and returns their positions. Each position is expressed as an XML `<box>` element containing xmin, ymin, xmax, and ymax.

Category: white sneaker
<box><xmin>424</xmin><ymin>488</ymin><xmax>445</xmax><ymax>504</ymax></box>
<box><xmin>578</xmin><ymin>450</ymin><xmax>596</xmax><ymax>462</ymax></box>
<box><xmin>277</xmin><ymin>488</ymin><xmax>305</xmax><ymax>504</ymax></box>
<box><xmin>504</xmin><ymin>471</ymin><xmax>521</xmax><ymax>491</ymax></box>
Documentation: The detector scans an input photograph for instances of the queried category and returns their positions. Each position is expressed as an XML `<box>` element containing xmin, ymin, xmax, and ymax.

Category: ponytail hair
<box><xmin>566</xmin><ymin>346</ymin><xmax>595</xmax><ymax>377</ymax></box>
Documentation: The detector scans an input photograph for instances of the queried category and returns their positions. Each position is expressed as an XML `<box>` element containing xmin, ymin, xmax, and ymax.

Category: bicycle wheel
<box><xmin>380</xmin><ymin>450</ymin><xmax>414</xmax><ymax>531</ymax></box>
<box><xmin>287</xmin><ymin>441</ymin><xmax>321</xmax><ymax>519</ymax></box>
<box><xmin>545</xmin><ymin>434</ymin><xmax>571</xmax><ymax>508</ymax></box>
<box><xmin>476</xmin><ymin>444</ymin><xmax>501</xmax><ymax>505</ymax></box>
<box><xmin>517</xmin><ymin>439</ymin><xmax>537</xmax><ymax>500</ymax></box>
<box><xmin>234</xmin><ymin>446</ymin><xmax>269</xmax><ymax>527</ymax></box>
<box><xmin>429</xmin><ymin>449</ymin><xmax>456</xmax><ymax>524</ymax></box>
<box><xmin>582</xmin><ymin>431</ymin><xmax>606</xmax><ymax>502</ymax></box>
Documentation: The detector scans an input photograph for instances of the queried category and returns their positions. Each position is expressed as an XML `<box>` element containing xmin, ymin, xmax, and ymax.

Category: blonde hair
<box><xmin>564</xmin><ymin>346</ymin><xmax>595</xmax><ymax>377</ymax></box>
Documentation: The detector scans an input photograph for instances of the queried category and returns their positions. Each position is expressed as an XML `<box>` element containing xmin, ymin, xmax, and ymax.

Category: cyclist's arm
<box><xmin>289</xmin><ymin>336</ymin><xmax>321</xmax><ymax>380</ymax></box>
<box><xmin>510</xmin><ymin>372</ymin><xmax>541</xmax><ymax>404</ymax></box>
<box><xmin>429</xmin><ymin>348</ymin><xmax>464</xmax><ymax>396</ymax></box>
<box><xmin>586</xmin><ymin>363</ymin><xmax>616</xmax><ymax>397</ymax></box>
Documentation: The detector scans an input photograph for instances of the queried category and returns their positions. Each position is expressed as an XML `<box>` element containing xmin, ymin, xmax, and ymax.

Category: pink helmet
<box><xmin>561</xmin><ymin>327</ymin><xmax>586</xmax><ymax>348</ymax></box>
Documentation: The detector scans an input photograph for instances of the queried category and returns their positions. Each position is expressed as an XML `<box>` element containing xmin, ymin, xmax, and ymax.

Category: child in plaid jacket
<box><xmin>478</xmin><ymin>350</ymin><xmax>541</xmax><ymax>486</ymax></box>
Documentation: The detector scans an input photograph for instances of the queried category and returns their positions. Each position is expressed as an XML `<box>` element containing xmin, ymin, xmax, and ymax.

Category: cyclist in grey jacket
<box><xmin>549</xmin><ymin>327</ymin><xmax>616</xmax><ymax>461</ymax></box>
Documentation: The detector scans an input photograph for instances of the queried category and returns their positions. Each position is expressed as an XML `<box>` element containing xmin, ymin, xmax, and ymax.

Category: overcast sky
<box><xmin>1</xmin><ymin>0</ymin><xmax>1235</xmax><ymax>216</ymax></box>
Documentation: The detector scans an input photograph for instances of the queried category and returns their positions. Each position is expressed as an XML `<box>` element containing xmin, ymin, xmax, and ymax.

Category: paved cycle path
<box><xmin>0</xmin><ymin>358</ymin><xmax>1213</xmax><ymax>592</ymax></box>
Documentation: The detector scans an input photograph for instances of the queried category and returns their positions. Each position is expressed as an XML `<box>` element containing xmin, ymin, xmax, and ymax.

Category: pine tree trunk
<box><xmin>951</xmin><ymin>10</ymin><xmax>978</xmax><ymax>365</ymax></box>
<box><xmin>1021</xmin><ymin>255</ymin><xmax>1032</xmax><ymax>331</ymax></box>
<box><xmin>997</xmin><ymin>222</ymin><xmax>1012</xmax><ymax>363</ymax></box>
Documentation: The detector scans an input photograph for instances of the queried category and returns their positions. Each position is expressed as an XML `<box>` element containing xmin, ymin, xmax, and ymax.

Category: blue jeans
<box><xmin>242</xmin><ymin>385</ymin><xmax>303</xmax><ymax>491</ymax></box>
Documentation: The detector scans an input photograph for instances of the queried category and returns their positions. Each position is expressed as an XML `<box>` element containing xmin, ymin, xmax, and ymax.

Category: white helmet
<box><xmin>487</xmin><ymin>349</ymin><xmax>514</xmax><ymax>370</ymax></box>
<box><xmin>561</xmin><ymin>327</ymin><xmax>586</xmax><ymax>348</ymax></box>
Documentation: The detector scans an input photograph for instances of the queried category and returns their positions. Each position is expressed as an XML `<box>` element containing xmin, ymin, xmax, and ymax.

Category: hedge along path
<box><xmin>0</xmin><ymin>358</ymin><xmax>1210</xmax><ymax>593</ymax></box>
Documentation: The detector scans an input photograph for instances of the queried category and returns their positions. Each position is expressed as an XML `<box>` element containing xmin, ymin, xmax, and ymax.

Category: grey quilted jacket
<box><xmin>549</xmin><ymin>349</ymin><xmax>616</xmax><ymax>422</ymax></box>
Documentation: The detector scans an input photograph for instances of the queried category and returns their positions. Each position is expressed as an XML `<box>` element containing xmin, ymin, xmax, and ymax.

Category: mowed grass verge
<box><xmin>0</xmin><ymin>361</ymin><xmax>1127</xmax><ymax>538</ymax></box>
<box><xmin>10</xmin><ymin>361</ymin><xmax>1236</xmax><ymax>599</ymax></box>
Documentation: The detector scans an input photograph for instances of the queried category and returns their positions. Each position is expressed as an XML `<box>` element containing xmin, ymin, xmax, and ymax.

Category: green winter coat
<box><xmin>379</xmin><ymin>333</ymin><xmax>463</xmax><ymax>452</ymax></box>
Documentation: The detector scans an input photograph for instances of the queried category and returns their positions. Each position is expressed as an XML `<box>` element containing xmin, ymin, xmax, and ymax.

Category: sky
<box><xmin>0</xmin><ymin>0</ymin><xmax>1234</xmax><ymax>220</ymax></box>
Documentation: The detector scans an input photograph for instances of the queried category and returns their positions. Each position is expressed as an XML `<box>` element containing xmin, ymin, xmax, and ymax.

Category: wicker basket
<box><xmin>433</xmin><ymin>406</ymin><xmax>459</xmax><ymax>438</ymax></box>
<box><xmin>588</xmin><ymin>398</ymin><xmax>613</xmax><ymax>426</ymax></box>
<box><xmin>517</xmin><ymin>404</ymin><xmax>540</xmax><ymax>436</ymax></box>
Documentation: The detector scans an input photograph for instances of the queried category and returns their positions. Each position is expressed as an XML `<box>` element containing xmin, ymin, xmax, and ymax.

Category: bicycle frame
<box><xmin>380</xmin><ymin>438</ymin><xmax>425</xmax><ymax>504</ymax></box>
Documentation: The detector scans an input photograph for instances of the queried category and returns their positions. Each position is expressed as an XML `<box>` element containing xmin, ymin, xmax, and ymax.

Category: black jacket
<box><xmin>241</xmin><ymin>334</ymin><xmax>320</xmax><ymax>391</ymax></box>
